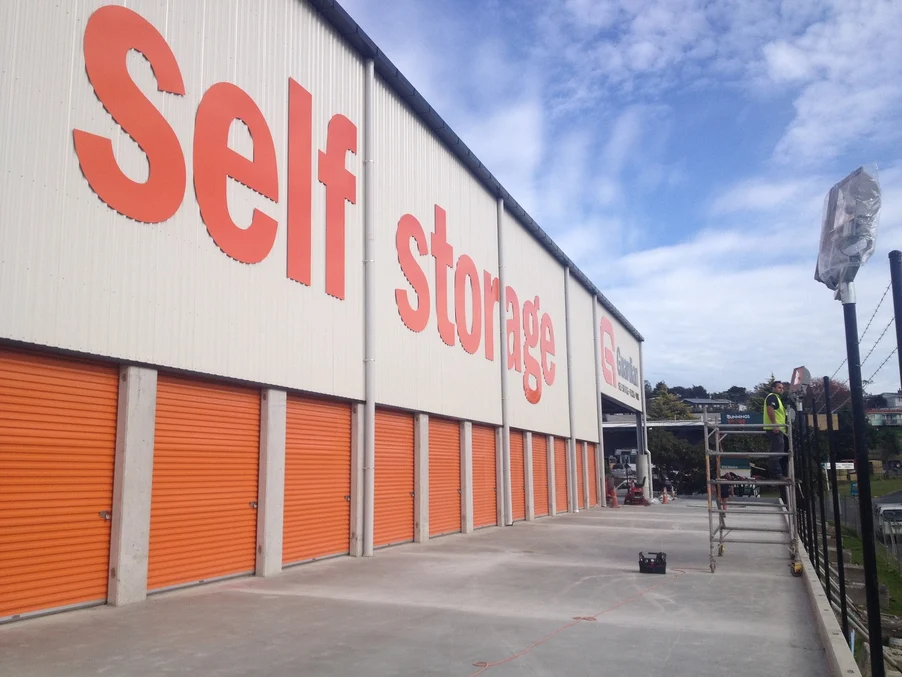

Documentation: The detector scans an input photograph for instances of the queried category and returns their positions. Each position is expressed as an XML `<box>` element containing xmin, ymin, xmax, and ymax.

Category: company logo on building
<box><xmin>616</xmin><ymin>348</ymin><xmax>639</xmax><ymax>387</ymax></box>
<box><xmin>601</xmin><ymin>316</ymin><xmax>639</xmax><ymax>403</ymax></box>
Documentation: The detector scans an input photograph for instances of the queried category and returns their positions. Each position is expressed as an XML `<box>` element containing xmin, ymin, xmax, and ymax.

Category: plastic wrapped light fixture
<box><xmin>814</xmin><ymin>165</ymin><xmax>881</xmax><ymax>295</ymax></box>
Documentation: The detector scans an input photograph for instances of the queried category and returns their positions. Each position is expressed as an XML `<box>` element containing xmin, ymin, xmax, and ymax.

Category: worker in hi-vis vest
<box><xmin>763</xmin><ymin>380</ymin><xmax>789</xmax><ymax>481</ymax></box>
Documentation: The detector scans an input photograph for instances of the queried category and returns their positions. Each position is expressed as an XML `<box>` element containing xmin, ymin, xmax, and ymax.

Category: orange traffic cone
<box><xmin>662</xmin><ymin>490</ymin><xmax>668</xmax><ymax>504</ymax></box>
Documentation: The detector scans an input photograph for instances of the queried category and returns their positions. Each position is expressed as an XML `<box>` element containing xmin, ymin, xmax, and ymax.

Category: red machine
<box><xmin>623</xmin><ymin>481</ymin><xmax>650</xmax><ymax>506</ymax></box>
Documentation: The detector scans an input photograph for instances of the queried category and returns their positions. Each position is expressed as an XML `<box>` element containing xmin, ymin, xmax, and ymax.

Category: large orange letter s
<box><xmin>74</xmin><ymin>6</ymin><xmax>186</xmax><ymax>223</ymax></box>
<box><xmin>395</xmin><ymin>214</ymin><xmax>431</xmax><ymax>333</ymax></box>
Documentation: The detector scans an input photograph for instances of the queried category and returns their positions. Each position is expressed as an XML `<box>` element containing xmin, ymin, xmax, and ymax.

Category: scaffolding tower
<box><xmin>704</xmin><ymin>408</ymin><xmax>800</xmax><ymax>574</ymax></box>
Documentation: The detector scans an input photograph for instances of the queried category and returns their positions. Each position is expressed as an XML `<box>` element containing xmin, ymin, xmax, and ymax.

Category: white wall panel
<box><xmin>569</xmin><ymin>280</ymin><xmax>599</xmax><ymax>442</ymax></box>
<box><xmin>502</xmin><ymin>211</ymin><xmax>569</xmax><ymax>437</ymax></box>
<box><xmin>598</xmin><ymin>301</ymin><xmax>643</xmax><ymax>411</ymax></box>
<box><xmin>0</xmin><ymin>1</ymin><xmax>364</xmax><ymax>399</ymax></box>
<box><xmin>373</xmin><ymin>78</ymin><xmax>501</xmax><ymax>424</ymax></box>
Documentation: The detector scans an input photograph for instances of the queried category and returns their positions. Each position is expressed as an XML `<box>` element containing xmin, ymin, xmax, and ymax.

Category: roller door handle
<box><xmin>98</xmin><ymin>510</ymin><xmax>111</xmax><ymax>521</ymax></box>
<box><xmin>249</xmin><ymin>501</ymin><xmax>258</xmax><ymax>510</ymax></box>
<box><xmin>409</xmin><ymin>491</ymin><xmax>415</xmax><ymax>498</ymax></box>
<box><xmin>344</xmin><ymin>495</ymin><xmax>351</xmax><ymax>502</ymax></box>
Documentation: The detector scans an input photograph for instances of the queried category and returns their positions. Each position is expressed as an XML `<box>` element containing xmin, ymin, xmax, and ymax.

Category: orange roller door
<box><xmin>472</xmin><ymin>425</ymin><xmax>496</xmax><ymax>528</ymax></box>
<box><xmin>429</xmin><ymin>418</ymin><xmax>460</xmax><ymax>537</ymax></box>
<box><xmin>149</xmin><ymin>375</ymin><xmax>259</xmax><ymax>591</ymax></box>
<box><xmin>374</xmin><ymin>409</ymin><xmax>414</xmax><ymax>547</ymax></box>
<box><xmin>532</xmin><ymin>435</ymin><xmax>549</xmax><ymax>517</ymax></box>
<box><xmin>554</xmin><ymin>438</ymin><xmax>567</xmax><ymax>513</ymax></box>
<box><xmin>577</xmin><ymin>443</ymin><xmax>586</xmax><ymax>509</ymax></box>
<box><xmin>588</xmin><ymin>444</ymin><xmax>598</xmax><ymax>507</ymax></box>
<box><xmin>0</xmin><ymin>349</ymin><xmax>118</xmax><ymax>621</ymax></box>
<box><xmin>510</xmin><ymin>431</ymin><xmax>525</xmax><ymax>521</ymax></box>
<box><xmin>283</xmin><ymin>396</ymin><xmax>351</xmax><ymax>566</ymax></box>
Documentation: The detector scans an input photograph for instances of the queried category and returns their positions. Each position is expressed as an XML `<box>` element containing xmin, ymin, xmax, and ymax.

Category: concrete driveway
<box><xmin>0</xmin><ymin>502</ymin><xmax>827</xmax><ymax>676</ymax></box>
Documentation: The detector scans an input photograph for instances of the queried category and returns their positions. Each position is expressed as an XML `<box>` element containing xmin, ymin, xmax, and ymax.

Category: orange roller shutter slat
<box><xmin>0</xmin><ymin>349</ymin><xmax>118</xmax><ymax>620</ymax></box>
<box><xmin>283</xmin><ymin>396</ymin><xmax>352</xmax><ymax>565</ymax></box>
<box><xmin>510</xmin><ymin>431</ymin><xmax>526</xmax><ymax>521</ymax></box>
<box><xmin>374</xmin><ymin>409</ymin><xmax>415</xmax><ymax>547</ymax></box>
<box><xmin>148</xmin><ymin>375</ymin><xmax>260</xmax><ymax>591</ymax></box>
<box><xmin>532</xmin><ymin>435</ymin><xmax>549</xmax><ymax>517</ymax></box>
<box><xmin>428</xmin><ymin>418</ymin><xmax>461</xmax><ymax>537</ymax></box>
<box><xmin>472</xmin><ymin>425</ymin><xmax>497</xmax><ymax>528</ymax></box>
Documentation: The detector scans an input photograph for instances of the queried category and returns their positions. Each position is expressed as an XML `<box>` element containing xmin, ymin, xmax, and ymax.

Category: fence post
<box><xmin>825</xmin><ymin>377</ymin><xmax>849</xmax><ymax>641</ymax></box>
<box><xmin>795</xmin><ymin>420</ymin><xmax>811</xmax><ymax>558</ymax></box>
<box><xmin>812</xmin><ymin>410</ymin><xmax>831</xmax><ymax>601</ymax></box>
<box><xmin>800</xmin><ymin>414</ymin><xmax>817</xmax><ymax>565</ymax></box>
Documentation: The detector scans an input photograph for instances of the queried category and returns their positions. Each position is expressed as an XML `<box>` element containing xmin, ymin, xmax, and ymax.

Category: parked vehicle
<box><xmin>875</xmin><ymin>504</ymin><xmax>902</xmax><ymax>543</ymax></box>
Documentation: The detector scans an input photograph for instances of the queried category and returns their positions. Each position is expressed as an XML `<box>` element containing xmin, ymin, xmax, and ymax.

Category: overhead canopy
<box><xmin>601</xmin><ymin>393</ymin><xmax>642</xmax><ymax>416</ymax></box>
<box><xmin>683</xmin><ymin>398</ymin><xmax>733</xmax><ymax>407</ymax></box>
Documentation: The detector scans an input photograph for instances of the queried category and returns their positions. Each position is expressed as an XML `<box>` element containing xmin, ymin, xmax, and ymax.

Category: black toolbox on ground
<box><xmin>638</xmin><ymin>551</ymin><xmax>667</xmax><ymax>574</ymax></box>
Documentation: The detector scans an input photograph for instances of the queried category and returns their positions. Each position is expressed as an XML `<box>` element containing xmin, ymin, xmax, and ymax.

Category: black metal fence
<box><xmin>834</xmin><ymin>493</ymin><xmax>902</xmax><ymax>574</ymax></box>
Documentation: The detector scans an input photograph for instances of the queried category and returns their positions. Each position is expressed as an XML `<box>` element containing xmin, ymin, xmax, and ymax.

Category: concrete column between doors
<box><xmin>349</xmin><ymin>403</ymin><xmax>365</xmax><ymax>557</ymax></box>
<box><xmin>415</xmin><ymin>414</ymin><xmax>429</xmax><ymax>543</ymax></box>
<box><xmin>547</xmin><ymin>435</ymin><xmax>557</xmax><ymax>516</ymax></box>
<box><xmin>460</xmin><ymin>422</ymin><xmax>473</xmax><ymax>534</ymax></box>
<box><xmin>566</xmin><ymin>438</ymin><xmax>577</xmax><ymax>513</ymax></box>
<box><xmin>108</xmin><ymin>366</ymin><xmax>157</xmax><ymax>607</ymax></box>
<box><xmin>255</xmin><ymin>389</ymin><xmax>286</xmax><ymax>577</ymax></box>
<box><xmin>495</xmin><ymin>427</ymin><xmax>504</xmax><ymax>526</ymax></box>
<box><xmin>594</xmin><ymin>443</ymin><xmax>604</xmax><ymax>508</ymax></box>
<box><xmin>582</xmin><ymin>442</ymin><xmax>591</xmax><ymax>508</ymax></box>
<box><xmin>524</xmin><ymin>432</ymin><xmax>535</xmax><ymax>521</ymax></box>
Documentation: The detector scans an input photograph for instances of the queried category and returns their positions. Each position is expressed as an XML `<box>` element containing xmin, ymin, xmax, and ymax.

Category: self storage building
<box><xmin>0</xmin><ymin>0</ymin><xmax>645</xmax><ymax>623</ymax></box>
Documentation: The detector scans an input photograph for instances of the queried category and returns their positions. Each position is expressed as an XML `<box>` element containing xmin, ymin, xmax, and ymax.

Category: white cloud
<box><xmin>773</xmin><ymin>80</ymin><xmax>902</xmax><ymax>166</ymax></box>
<box><xmin>563</xmin><ymin>0</ymin><xmax>619</xmax><ymax>29</ymax></box>
<box><xmin>603</xmin><ymin>108</ymin><xmax>644</xmax><ymax>172</ymax></box>
<box><xmin>456</xmin><ymin>99</ymin><xmax>545</xmax><ymax>215</ymax></box>
<box><xmin>762</xmin><ymin>41</ymin><xmax>812</xmax><ymax>82</ymax></box>
<box><xmin>760</xmin><ymin>0</ymin><xmax>902</xmax><ymax>166</ymax></box>
<box><xmin>710</xmin><ymin>178</ymin><xmax>819</xmax><ymax>216</ymax></box>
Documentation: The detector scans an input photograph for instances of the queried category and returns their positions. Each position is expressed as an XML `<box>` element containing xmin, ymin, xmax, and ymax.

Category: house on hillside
<box><xmin>866</xmin><ymin>392</ymin><xmax>902</xmax><ymax>427</ymax></box>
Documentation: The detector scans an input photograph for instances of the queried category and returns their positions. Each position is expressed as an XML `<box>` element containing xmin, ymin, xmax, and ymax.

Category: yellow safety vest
<box><xmin>763</xmin><ymin>391</ymin><xmax>786</xmax><ymax>431</ymax></box>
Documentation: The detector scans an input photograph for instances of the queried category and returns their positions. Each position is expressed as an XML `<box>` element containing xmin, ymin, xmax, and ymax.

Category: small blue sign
<box><xmin>851</xmin><ymin>481</ymin><xmax>858</xmax><ymax>497</ymax></box>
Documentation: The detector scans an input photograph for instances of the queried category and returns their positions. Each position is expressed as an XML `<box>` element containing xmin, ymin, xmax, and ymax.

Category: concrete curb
<box><xmin>798</xmin><ymin>540</ymin><xmax>861</xmax><ymax>676</ymax></box>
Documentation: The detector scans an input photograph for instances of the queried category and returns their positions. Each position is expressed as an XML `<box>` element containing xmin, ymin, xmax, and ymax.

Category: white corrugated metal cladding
<box><xmin>0</xmin><ymin>0</ymin><xmax>643</xmax><ymax>623</ymax></box>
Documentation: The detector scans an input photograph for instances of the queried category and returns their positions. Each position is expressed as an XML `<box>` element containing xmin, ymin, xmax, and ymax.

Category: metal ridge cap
<box><xmin>305</xmin><ymin>0</ymin><xmax>644</xmax><ymax>344</ymax></box>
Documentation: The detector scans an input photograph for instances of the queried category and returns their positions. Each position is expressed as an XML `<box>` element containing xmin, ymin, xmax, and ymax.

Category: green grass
<box><xmin>838</xmin><ymin>525</ymin><xmax>902</xmax><ymax>616</ymax></box>
<box><xmin>838</xmin><ymin>478</ymin><xmax>902</xmax><ymax>498</ymax></box>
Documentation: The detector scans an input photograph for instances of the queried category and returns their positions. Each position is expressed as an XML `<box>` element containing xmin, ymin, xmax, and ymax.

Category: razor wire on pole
<box><xmin>830</xmin><ymin>347</ymin><xmax>899</xmax><ymax>411</ymax></box>
<box><xmin>860</xmin><ymin>316</ymin><xmax>895</xmax><ymax>367</ymax></box>
<box><xmin>828</xmin><ymin>280</ymin><xmax>892</xmax><ymax>382</ymax></box>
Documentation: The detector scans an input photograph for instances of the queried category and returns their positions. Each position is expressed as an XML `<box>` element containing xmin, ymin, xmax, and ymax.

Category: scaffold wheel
<box><xmin>710</xmin><ymin>560</ymin><xmax>716</xmax><ymax>573</ymax></box>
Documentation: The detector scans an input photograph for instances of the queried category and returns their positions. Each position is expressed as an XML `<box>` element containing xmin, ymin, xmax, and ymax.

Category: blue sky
<box><xmin>340</xmin><ymin>0</ymin><xmax>902</xmax><ymax>397</ymax></box>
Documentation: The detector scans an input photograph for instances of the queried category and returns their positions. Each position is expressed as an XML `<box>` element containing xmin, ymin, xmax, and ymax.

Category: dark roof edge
<box><xmin>306</xmin><ymin>0</ymin><xmax>644</xmax><ymax>343</ymax></box>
